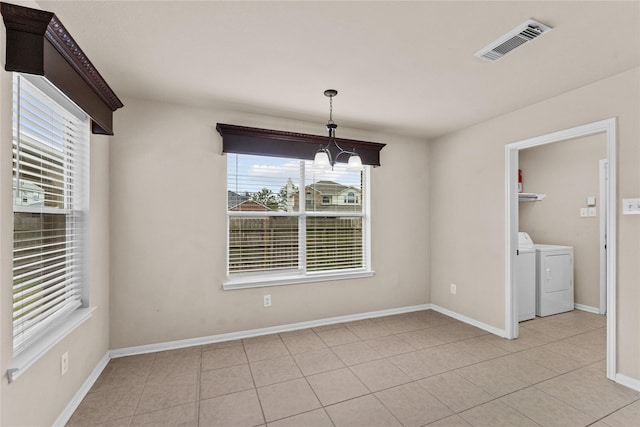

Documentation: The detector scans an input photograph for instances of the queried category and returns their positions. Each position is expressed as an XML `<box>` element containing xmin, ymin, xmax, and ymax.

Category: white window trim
<box><xmin>7</xmin><ymin>307</ymin><xmax>95</xmax><ymax>383</ymax></box>
<box><xmin>224</xmin><ymin>160</ymin><xmax>372</xmax><ymax>290</ymax></box>
<box><xmin>8</xmin><ymin>73</ymin><xmax>92</xmax><ymax>383</ymax></box>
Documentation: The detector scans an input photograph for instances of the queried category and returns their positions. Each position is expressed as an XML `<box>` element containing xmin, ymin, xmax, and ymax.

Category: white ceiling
<box><xmin>38</xmin><ymin>1</ymin><xmax>640</xmax><ymax>139</ymax></box>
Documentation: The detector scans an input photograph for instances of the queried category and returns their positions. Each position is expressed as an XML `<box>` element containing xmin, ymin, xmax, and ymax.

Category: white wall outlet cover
<box><xmin>61</xmin><ymin>352</ymin><xmax>69</xmax><ymax>376</ymax></box>
<box><xmin>588</xmin><ymin>207</ymin><xmax>597</xmax><ymax>217</ymax></box>
<box><xmin>622</xmin><ymin>198</ymin><xmax>640</xmax><ymax>215</ymax></box>
<box><xmin>580</xmin><ymin>208</ymin><xmax>589</xmax><ymax>217</ymax></box>
<box><xmin>263</xmin><ymin>295</ymin><xmax>272</xmax><ymax>307</ymax></box>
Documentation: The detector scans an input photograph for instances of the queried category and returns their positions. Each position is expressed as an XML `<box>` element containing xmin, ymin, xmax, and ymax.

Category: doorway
<box><xmin>504</xmin><ymin>118</ymin><xmax>617</xmax><ymax>381</ymax></box>
<box><xmin>519</xmin><ymin>135</ymin><xmax>606</xmax><ymax>315</ymax></box>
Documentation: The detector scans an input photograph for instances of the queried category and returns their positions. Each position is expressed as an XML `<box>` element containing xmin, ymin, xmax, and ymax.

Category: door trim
<box><xmin>599</xmin><ymin>159</ymin><xmax>607</xmax><ymax>315</ymax></box>
<box><xmin>504</xmin><ymin>118</ymin><xmax>617</xmax><ymax>381</ymax></box>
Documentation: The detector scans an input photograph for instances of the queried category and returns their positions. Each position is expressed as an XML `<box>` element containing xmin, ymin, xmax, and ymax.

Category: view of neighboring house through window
<box><xmin>227</xmin><ymin>153</ymin><xmax>368</xmax><ymax>281</ymax></box>
<box><xmin>12</xmin><ymin>74</ymin><xmax>89</xmax><ymax>355</ymax></box>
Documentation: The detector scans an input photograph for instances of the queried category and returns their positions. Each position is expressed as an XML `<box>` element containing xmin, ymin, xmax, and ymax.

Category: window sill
<box><xmin>7</xmin><ymin>307</ymin><xmax>95</xmax><ymax>383</ymax></box>
<box><xmin>223</xmin><ymin>270</ymin><xmax>375</xmax><ymax>290</ymax></box>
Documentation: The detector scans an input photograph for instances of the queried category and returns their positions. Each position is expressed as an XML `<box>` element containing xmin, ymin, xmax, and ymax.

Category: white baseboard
<box><xmin>616</xmin><ymin>373</ymin><xmax>640</xmax><ymax>392</ymax></box>
<box><xmin>110</xmin><ymin>304</ymin><xmax>432</xmax><ymax>358</ymax></box>
<box><xmin>53</xmin><ymin>351</ymin><xmax>110</xmax><ymax>427</ymax></box>
<box><xmin>574</xmin><ymin>303</ymin><xmax>600</xmax><ymax>314</ymax></box>
<box><xmin>430</xmin><ymin>304</ymin><xmax>506</xmax><ymax>338</ymax></box>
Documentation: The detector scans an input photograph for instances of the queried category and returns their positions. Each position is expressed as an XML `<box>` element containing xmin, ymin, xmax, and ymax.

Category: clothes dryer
<box><xmin>534</xmin><ymin>244</ymin><xmax>574</xmax><ymax>316</ymax></box>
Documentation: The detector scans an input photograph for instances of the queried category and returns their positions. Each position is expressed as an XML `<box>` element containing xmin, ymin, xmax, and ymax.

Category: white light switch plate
<box><xmin>580</xmin><ymin>208</ymin><xmax>588</xmax><ymax>217</ymax></box>
<box><xmin>623</xmin><ymin>198</ymin><xmax>640</xmax><ymax>215</ymax></box>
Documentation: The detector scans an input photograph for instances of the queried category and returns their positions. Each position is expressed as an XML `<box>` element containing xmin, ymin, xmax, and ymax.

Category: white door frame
<box><xmin>504</xmin><ymin>118</ymin><xmax>617</xmax><ymax>381</ymax></box>
<box><xmin>599</xmin><ymin>159</ymin><xmax>607</xmax><ymax>315</ymax></box>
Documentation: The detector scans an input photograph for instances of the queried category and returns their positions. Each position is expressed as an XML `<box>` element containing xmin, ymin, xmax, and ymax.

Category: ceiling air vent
<box><xmin>474</xmin><ymin>19</ymin><xmax>552</xmax><ymax>62</ymax></box>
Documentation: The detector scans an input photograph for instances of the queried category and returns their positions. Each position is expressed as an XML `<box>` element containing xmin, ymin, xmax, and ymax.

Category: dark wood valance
<box><xmin>1</xmin><ymin>2</ymin><xmax>123</xmax><ymax>135</ymax></box>
<box><xmin>216</xmin><ymin>123</ymin><xmax>386</xmax><ymax>167</ymax></box>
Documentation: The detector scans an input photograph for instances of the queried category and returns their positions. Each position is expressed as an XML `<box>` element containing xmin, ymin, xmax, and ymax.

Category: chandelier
<box><xmin>313</xmin><ymin>89</ymin><xmax>363</xmax><ymax>171</ymax></box>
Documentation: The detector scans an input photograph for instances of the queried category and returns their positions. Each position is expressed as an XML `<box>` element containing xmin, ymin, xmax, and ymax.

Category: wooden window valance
<box><xmin>216</xmin><ymin>123</ymin><xmax>386</xmax><ymax>167</ymax></box>
<box><xmin>1</xmin><ymin>2</ymin><xmax>123</xmax><ymax>135</ymax></box>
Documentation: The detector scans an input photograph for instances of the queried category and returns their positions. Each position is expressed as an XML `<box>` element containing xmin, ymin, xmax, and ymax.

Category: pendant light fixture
<box><xmin>313</xmin><ymin>89</ymin><xmax>363</xmax><ymax>171</ymax></box>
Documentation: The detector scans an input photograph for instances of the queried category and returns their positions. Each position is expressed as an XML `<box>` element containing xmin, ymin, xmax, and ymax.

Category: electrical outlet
<box><xmin>263</xmin><ymin>294</ymin><xmax>272</xmax><ymax>307</ymax></box>
<box><xmin>450</xmin><ymin>284</ymin><xmax>457</xmax><ymax>295</ymax></box>
<box><xmin>61</xmin><ymin>352</ymin><xmax>69</xmax><ymax>376</ymax></box>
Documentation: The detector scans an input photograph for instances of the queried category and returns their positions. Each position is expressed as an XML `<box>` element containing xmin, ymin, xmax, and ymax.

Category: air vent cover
<box><xmin>474</xmin><ymin>19</ymin><xmax>552</xmax><ymax>62</ymax></box>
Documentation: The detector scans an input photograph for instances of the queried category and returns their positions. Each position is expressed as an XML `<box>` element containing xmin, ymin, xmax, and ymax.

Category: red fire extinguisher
<box><xmin>518</xmin><ymin>169</ymin><xmax>523</xmax><ymax>193</ymax></box>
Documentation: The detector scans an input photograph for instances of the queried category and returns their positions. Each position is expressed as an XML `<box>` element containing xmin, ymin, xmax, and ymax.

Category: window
<box><xmin>345</xmin><ymin>192</ymin><xmax>357</xmax><ymax>204</ymax></box>
<box><xmin>226</xmin><ymin>153</ymin><xmax>371</xmax><ymax>288</ymax></box>
<box><xmin>12</xmin><ymin>74</ymin><xmax>89</xmax><ymax>356</ymax></box>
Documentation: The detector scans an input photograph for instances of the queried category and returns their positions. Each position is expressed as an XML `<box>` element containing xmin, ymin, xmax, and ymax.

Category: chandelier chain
<box><xmin>328</xmin><ymin>94</ymin><xmax>334</xmax><ymax>125</ymax></box>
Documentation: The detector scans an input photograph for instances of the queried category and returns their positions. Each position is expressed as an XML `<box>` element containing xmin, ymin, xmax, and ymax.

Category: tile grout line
<box><xmin>125</xmin><ymin>350</ymin><xmax>203</xmax><ymax>423</ymax></box>
<box><xmin>283</xmin><ymin>331</ymin><xmax>336</xmax><ymax>426</ymax></box>
<box><xmin>530</xmin><ymin>382</ymin><xmax>602</xmax><ymax>422</ymax></box>
<box><xmin>291</xmin><ymin>317</ymin><xmax>479</xmax><ymax>425</ymax></box>
<box><xmin>195</xmin><ymin>345</ymin><xmax>203</xmax><ymax>427</ymax></box>
<box><xmin>586</xmin><ymin>396</ymin><xmax>640</xmax><ymax>426</ymax></box>
<box><xmin>240</xmin><ymin>316</ymin><xmax>588</xmax><ymax>419</ymax></box>
<box><xmin>283</xmin><ymin>330</ymin><xmax>342</xmax><ymax>426</ymax></box>
<box><xmin>129</xmin><ymin>352</ymin><xmax>158</xmax><ymax>425</ymax></box>
<box><xmin>244</xmin><ymin>338</ymin><xmax>269</xmax><ymax>426</ymax></box>
<box><xmin>445</xmin><ymin>348</ymin><xmax>608</xmax><ymax>423</ymax></box>
<box><xmin>383</xmin><ymin>316</ymin><xmax>608</xmax><ymax>423</ymax></box>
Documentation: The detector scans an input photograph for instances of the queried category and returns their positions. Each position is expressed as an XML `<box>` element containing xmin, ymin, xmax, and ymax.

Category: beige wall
<box><xmin>519</xmin><ymin>134</ymin><xmax>606</xmax><ymax>309</ymax></box>
<box><xmin>430</xmin><ymin>68</ymin><xmax>640</xmax><ymax>380</ymax></box>
<box><xmin>108</xmin><ymin>98</ymin><xmax>430</xmax><ymax>349</ymax></box>
<box><xmin>0</xmin><ymin>9</ymin><xmax>112</xmax><ymax>425</ymax></box>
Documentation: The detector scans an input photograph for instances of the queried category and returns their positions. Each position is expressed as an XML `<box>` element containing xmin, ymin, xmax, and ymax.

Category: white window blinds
<box><xmin>12</xmin><ymin>74</ymin><xmax>89</xmax><ymax>355</ymax></box>
<box><xmin>227</xmin><ymin>153</ymin><xmax>368</xmax><ymax>280</ymax></box>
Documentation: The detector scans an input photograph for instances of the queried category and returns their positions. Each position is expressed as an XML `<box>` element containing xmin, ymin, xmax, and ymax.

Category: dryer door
<box><xmin>543</xmin><ymin>254</ymin><xmax>572</xmax><ymax>293</ymax></box>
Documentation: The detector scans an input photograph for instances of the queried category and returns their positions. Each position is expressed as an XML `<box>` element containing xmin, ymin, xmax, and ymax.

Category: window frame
<box><xmin>7</xmin><ymin>73</ymin><xmax>93</xmax><ymax>383</ymax></box>
<box><xmin>224</xmin><ymin>156</ymin><xmax>373</xmax><ymax>290</ymax></box>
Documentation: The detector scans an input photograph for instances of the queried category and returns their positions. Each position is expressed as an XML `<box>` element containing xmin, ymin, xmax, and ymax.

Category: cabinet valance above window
<box><xmin>1</xmin><ymin>2</ymin><xmax>123</xmax><ymax>135</ymax></box>
<box><xmin>216</xmin><ymin>123</ymin><xmax>386</xmax><ymax>167</ymax></box>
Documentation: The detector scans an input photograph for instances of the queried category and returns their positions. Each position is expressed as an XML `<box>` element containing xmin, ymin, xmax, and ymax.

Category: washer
<box><xmin>517</xmin><ymin>233</ymin><xmax>536</xmax><ymax>321</ymax></box>
<box><xmin>534</xmin><ymin>244</ymin><xmax>574</xmax><ymax>317</ymax></box>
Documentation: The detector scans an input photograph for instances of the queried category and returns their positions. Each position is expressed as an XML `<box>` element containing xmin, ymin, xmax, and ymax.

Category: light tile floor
<box><xmin>67</xmin><ymin>310</ymin><xmax>640</xmax><ymax>426</ymax></box>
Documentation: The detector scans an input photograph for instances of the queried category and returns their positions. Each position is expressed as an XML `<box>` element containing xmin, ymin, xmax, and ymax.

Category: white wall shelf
<box><xmin>518</xmin><ymin>193</ymin><xmax>546</xmax><ymax>202</ymax></box>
